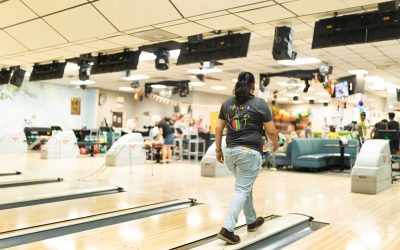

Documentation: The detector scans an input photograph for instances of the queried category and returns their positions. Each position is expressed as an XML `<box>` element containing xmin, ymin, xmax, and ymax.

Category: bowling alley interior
<box><xmin>3</xmin><ymin>0</ymin><xmax>400</xmax><ymax>249</ymax></box>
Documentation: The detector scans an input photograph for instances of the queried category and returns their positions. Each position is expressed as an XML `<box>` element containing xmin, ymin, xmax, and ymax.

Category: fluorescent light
<box><xmin>365</xmin><ymin>76</ymin><xmax>384</xmax><ymax>83</ymax></box>
<box><xmin>65</xmin><ymin>62</ymin><xmax>80</xmax><ymax>72</ymax></box>
<box><xmin>286</xmin><ymin>92</ymin><xmax>299</xmax><ymax>97</ymax></box>
<box><xmin>139</xmin><ymin>49</ymin><xmax>180</xmax><ymax>62</ymax></box>
<box><xmin>277</xmin><ymin>57</ymin><xmax>321</xmax><ymax>66</ymax></box>
<box><xmin>348</xmin><ymin>69</ymin><xmax>368</xmax><ymax>75</ymax></box>
<box><xmin>277</xmin><ymin>82</ymin><xmax>287</xmax><ymax>86</ymax></box>
<box><xmin>318</xmin><ymin>91</ymin><xmax>330</xmax><ymax>96</ymax></box>
<box><xmin>122</xmin><ymin>74</ymin><xmax>149</xmax><ymax>81</ymax></box>
<box><xmin>151</xmin><ymin>84</ymin><xmax>167</xmax><ymax>89</ymax></box>
<box><xmin>119</xmin><ymin>87</ymin><xmax>135</xmax><ymax>91</ymax></box>
<box><xmin>70</xmin><ymin>80</ymin><xmax>95</xmax><ymax>85</ymax></box>
<box><xmin>189</xmin><ymin>81</ymin><xmax>206</xmax><ymax>87</ymax></box>
<box><xmin>318</xmin><ymin>99</ymin><xmax>330</xmax><ymax>103</ymax></box>
<box><xmin>276</xmin><ymin>97</ymin><xmax>288</xmax><ymax>102</ymax></box>
<box><xmin>211</xmin><ymin>85</ymin><xmax>226</xmax><ymax>90</ymax></box>
<box><xmin>187</xmin><ymin>68</ymin><xmax>222</xmax><ymax>74</ymax></box>
<box><xmin>368</xmin><ymin>85</ymin><xmax>386</xmax><ymax>91</ymax></box>
<box><xmin>303</xmin><ymin>96</ymin><xmax>315</xmax><ymax>100</ymax></box>
<box><xmin>292</xmin><ymin>100</ymin><xmax>304</xmax><ymax>104</ymax></box>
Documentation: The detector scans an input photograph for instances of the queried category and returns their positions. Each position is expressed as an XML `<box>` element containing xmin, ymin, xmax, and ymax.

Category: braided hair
<box><xmin>233</xmin><ymin>72</ymin><xmax>255</xmax><ymax>104</ymax></box>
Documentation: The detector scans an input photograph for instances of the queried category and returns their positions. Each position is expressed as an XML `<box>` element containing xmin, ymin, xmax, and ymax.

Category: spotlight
<box><xmin>259</xmin><ymin>74</ymin><xmax>270</xmax><ymax>92</ymax></box>
<box><xmin>80</xmin><ymin>84</ymin><xmax>87</xmax><ymax>90</ymax></box>
<box><xmin>130</xmin><ymin>80</ymin><xmax>140</xmax><ymax>89</ymax></box>
<box><xmin>78</xmin><ymin>59</ymin><xmax>91</xmax><ymax>81</ymax></box>
<box><xmin>10</xmin><ymin>66</ymin><xmax>25</xmax><ymax>87</ymax></box>
<box><xmin>317</xmin><ymin>73</ymin><xmax>325</xmax><ymax>83</ymax></box>
<box><xmin>179</xmin><ymin>83</ymin><xmax>189</xmax><ymax>97</ymax></box>
<box><xmin>293</xmin><ymin>96</ymin><xmax>299</xmax><ymax>101</ymax></box>
<box><xmin>155</xmin><ymin>49</ymin><xmax>170</xmax><ymax>70</ymax></box>
<box><xmin>303</xmin><ymin>79</ymin><xmax>311</xmax><ymax>93</ymax></box>
<box><xmin>309</xmin><ymin>99</ymin><xmax>315</xmax><ymax>104</ymax></box>
<box><xmin>323</xmin><ymin>102</ymin><xmax>328</xmax><ymax>107</ymax></box>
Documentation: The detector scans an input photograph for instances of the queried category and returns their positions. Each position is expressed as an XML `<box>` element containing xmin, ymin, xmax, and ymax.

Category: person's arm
<box><xmin>264</xmin><ymin>121</ymin><xmax>279</xmax><ymax>152</ymax></box>
<box><xmin>158</xmin><ymin>127</ymin><xmax>163</xmax><ymax>140</ymax></box>
<box><xmin>215</xmin><ymin>119</ymin><xmax>226</xmax><ymax>163</ymax></box>
<box><xmin>369</xmin><ymin>127</ymin><xmax>376</xmax><ymax>139</ymax></box>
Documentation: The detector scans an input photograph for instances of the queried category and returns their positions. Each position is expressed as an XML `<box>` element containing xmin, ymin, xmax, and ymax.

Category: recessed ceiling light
<box><xmin>286</xmin><ymin>92</ymin><xmax>299</xmax><ymax>97</ymax></box>
<box><xmin>318</xmin><ymin>91</ymin><xmax>330</xmax><ymax>96</ymax></box>
<box><xmin>277</xmin><ymin>57</ymin><xmax>321</xmax><ymax>66</ymax></box>
<box><xmin>365</xmin><ymin>76</ymin><xmax>384</xmax><ymax>83</ymax></box>
<box><xmin>292</xmin><ymin>100</ymin><xmax>304</xmax><ymax>104</ymax></box>
<box><xmin>139</xmin><ymin>49</ymin><xmax>180</xmax><ymax>62</ymax></box>
<box><xmin>318</xmin><ymin>99</ymin><xmax>330</xmax><ymax>103</ymax></box>
<box><xmin>276</xmin><ymin>97</ymin><xmax>288</xmax><ymax>102</ymax></box>
<box><xmin>368</xmin><ymin>85</ymin><xmax>386</xmax><ymax>91</ymax></box>
<box><xmin>189</xmin><ymin>81</ymin><xmax>206</xmax><ymax>87</ymax></box>
<box><xmin>277</xmin><ymin>82</ymin><xmax>287</xmax><ymax>86</ymax></box>
<box><xmin>122</xmin><ymin>74</ymin><xmax>149</xmax><ymax>81</ymax></box>
<box><xmin>119</xmin><ymin>86</ymin><xmax>135</xmax><ymax>91</ymax></box>
<box><xmin>151</xmin><ymin>84</ymin><xmax>167</xmax><ymax>89</ymax></box>
<box><xmin>211</xmin><ymin>85</ymin><xmax>226</xmax><ymax>90</ymax></box>
<box><xmin>188</xmin><ymin>68</ymin><xmax>222</xmax><ymax>74</ymax></box>
<box><xmin>303</xmin><ymin>96</ymin><xmax>315</xmax><ymax>100</ymax></box>
<box><xmin>65</xmin><ymin>62</ymin><xmax>80</xmax><ymax>72</ymax></box>
<box><xmin>70</xmin><ymin>80</ymin><xmax>95</xmax><ymax>85</ymax></box>
<box><xmin>348</xmin><ymin>69</ymin><xmax>368</xmax><ymax>75</ymax></box>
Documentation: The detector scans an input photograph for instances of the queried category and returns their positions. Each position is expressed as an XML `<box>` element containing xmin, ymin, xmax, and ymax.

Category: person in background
<box><xmin>276</xmin><ymin>124</ymin><xmax>297</xmax><ymax>153</ymax></box>
<box><xmin>357</xmin><ymin>112</ymin><xmax>368</xmax><ymax>147</ymax></box>
<box><xmin>215</xmin><ymin>71</ymin><xmax>279</xmax><ymax>245</ymax></box>
<box><xmin>388</xmin><ymin>112</ymin><xmax>399</xmax><ymax>154</ymax></box>
<box><xmin>157</xmin><ymin>116</ymin><xmax>175</xmax><ymax>164</ymax></box>
<box><xmin>326</xmin><ymin>125</ymin><xmax>339</xmax><ymax>139</ymax></box>
<box><xmin>370</xmin><ymin>119</ymin><xmax>388</xmax><ymax>139</ymax></box>
<box><xmin>195</xmin><ymin>117</ymin><xmax>207</xmax><ymax>133</ymax></box>
<box><xmin>304</xmin><ymin>121</ymin><xmax>312</xmax><ymax>138</ymax></box>
<box><xmin>126</xmin><ymin>115</ymin><xmax>139</xmax><ymax>133</ymax></box>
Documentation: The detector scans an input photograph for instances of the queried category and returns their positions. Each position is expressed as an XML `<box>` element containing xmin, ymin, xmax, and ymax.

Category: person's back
<box><xmin>388</xmin><ymin>112</ymin><xmax>399</xmax><ymax>154</ymax></box>
<box><xmin>214</xmin><ymin>71</ymin><xmax>278</xmax><ymax>245</ymax></box>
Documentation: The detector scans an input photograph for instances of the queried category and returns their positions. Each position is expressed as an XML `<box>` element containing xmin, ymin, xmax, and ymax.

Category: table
<box><xmin>324</xmin><ymin>143</ymin><xmax>358</xmax><ymax>171</ymax></box>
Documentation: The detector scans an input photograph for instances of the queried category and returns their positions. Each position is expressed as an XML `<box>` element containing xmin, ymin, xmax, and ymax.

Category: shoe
<box><xmin>217</xmin><ymin>228</ymin><xmax>240</xmax><ymax>245</ymax></box>
<box><xmin>247</xmin><ymin>217</ymin><xmax>265</xmax><ymax>232</ymax></box>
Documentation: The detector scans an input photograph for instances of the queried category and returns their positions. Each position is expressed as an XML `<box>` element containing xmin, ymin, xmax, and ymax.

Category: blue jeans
<box><xmin>223</xmin><ymin>146</ymin><xmax>262</xmax><ymax>232</ymax></box>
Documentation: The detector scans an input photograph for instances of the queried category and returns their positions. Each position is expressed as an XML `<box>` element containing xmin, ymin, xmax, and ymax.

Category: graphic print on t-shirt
<box><xmin>226</xmin><ymin>104</ymin><xmax>250</xmax><ymax>131</ymax></box>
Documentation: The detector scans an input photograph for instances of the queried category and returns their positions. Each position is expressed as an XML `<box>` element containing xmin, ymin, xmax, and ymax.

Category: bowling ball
<box><xmin>99</xmin><ymin>138</ymin><xmax>105</xmax><ymax>143</ymax></box>
<box><xmin>80</xmin><ymin>148</ymin><xmax>87</xmax><ymax>155</ymax></box>
<box><xmin>93</xmin><ymin>147</ymin><xmax>100</xmax><ymax>154</ymax></box>
<box><xmin>100</xmin><ymin>147</ymin><xmax>106</xmax><ymax>153</ymax></box>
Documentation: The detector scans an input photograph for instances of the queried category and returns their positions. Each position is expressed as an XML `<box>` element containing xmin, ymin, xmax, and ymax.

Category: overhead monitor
<box><xmin>0</xmin><ymin>68</ymin><xmax>11</xmax><ymax>84</ymax></box>
<box><xmin>10</xmin><ymin>68</ymin><xmax>26</xmax><ymax>87</ymax></box>
<box><xmin>334</xmin><ymin>81</ymin><xmax>349</xmax><ymax>98</ymax></box>
<box><xmin>177</xmin><ymin>33</ymin><xmax>251</xmax><ymax>65</ymax></box>
<box><xmin>91</xmin><ymin>49</ymin><xmax>140</xmax><ymax>74</ymax></box>
<box><xmin>29</xmin><ymin>61</ymin><xmax>66</xmax><ymax>81</ymax></box>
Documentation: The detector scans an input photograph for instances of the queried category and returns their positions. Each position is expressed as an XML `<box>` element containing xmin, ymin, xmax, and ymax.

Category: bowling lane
<box><xmin>8</xmin><ymin>204</ymin><xmax>244</xmax><ymax>250</ymax></box>
<box><xmin>0</xmin><ymin>192</ymin><xmax>176</xmax><ymax>236</ymax></box>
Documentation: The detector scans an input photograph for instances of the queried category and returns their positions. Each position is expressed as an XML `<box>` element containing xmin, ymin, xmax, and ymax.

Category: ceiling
<box><xmin>0</xmin><ymin>0</ymin><xmax>396</xmax><ymax>103</ymax></box>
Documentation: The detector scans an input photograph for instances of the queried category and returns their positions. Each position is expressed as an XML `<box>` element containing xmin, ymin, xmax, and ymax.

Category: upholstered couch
<box><xmin>291</xmin><ymin>138</ymin><xmax>358</xmax><ymax>171</ymax></box>
<box><xmin>266</xmin><ymin>142</ymin><xmax>292</xmax><ymax>167</ymax></box>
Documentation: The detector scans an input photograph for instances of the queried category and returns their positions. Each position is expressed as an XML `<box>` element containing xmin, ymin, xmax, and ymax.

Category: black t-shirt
<box><xmin>388</xmin><ymin>120</ymin><xmax>399</xmax><ymax>131</ymax></box>
<box><xmin>218</xmin><ymin>96</ymin><xmax>272</xmax><ymax>153</ymax></box>
<box><xmin>373</xmin><ymin>121</ymin><xmax>388</xmax><ymax>139</ymax></box>
<box><xmin>158</xmin><ymin>120</ymin><xmax>173</xmax><ymax>137</ymax></box>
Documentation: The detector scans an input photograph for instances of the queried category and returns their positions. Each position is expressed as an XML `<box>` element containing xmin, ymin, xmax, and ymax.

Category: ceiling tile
<box><xmin>161</xmin><ymin>22</ymin><xmax>212</xmax><ymax>37</ymax></box>
<box><xmin>229</xmin><ymin>1</ymin><xmax>275</xmax><ymax>13</ymax></box>
<box><xmin>5</xmin><ymin>19</ymin><xmax>67</xmax><ymax>50</ymax></box>
<box><xmin>44</xmin><ymin>4</ymin><xmax>117</xmax><ymax>41</ymax></box>
<box><xmin>0</xmin><ymin>30</ymin><xmax>28</xmax><ymax>57</ymax></box>
<box><xmin>130</xmin><ymin>29</ymin><xmax>179</xmax><ymax>42</ymax></box>
<box><xmin>60</xmin><ymin>44</ymin><xmax>95</xmax><ymax>54</ymax></box>
<box><xmin>41</xmin><ymin>48</ymin><xmax>77</xmax><ymax>58</ymax></box>
<box><xmin>152</xmin><ymin>19</ymin><xmax>190</xmax><ymax>29</ymax></box>
<box><xmin>104</xmin><ymin>35</ymin><xmax>148</xmax><ymax>47</ymax></box>
<box><xmin>345</xmin><ymin>0</ymin><xmax>384</xmax><ymax>8</ymax></box>
<box><xmin>0</xmin><ymin>0</ymin><xmax>38</xmax><ymax>28</ymax></box>
<box><xmin>93</xmin><ymin>0</ymin><xmax>181</xmax><ymax>31</ymax></box>
<box><xmin>236</xmin><ymin>5</ymin><xmax>296</xmax><ymax>23</ymax></box>
<box><xmin>187</xmin><ymin>11</ymin><xmax>230</xmax><ymax>21</ymax></box>
<box><xmin>283</xmin><ymin>0</ymin><xmax>348</xmax><ymax>16</ymax></box>
<box><xmin>196</xmin><ymin>14</ymin><xmax>252</xmax><ymax>30</ymax></box>
<box><xmin>171</xmin><ymin>0</ymin><xmax>264</xmax><ymax>17</ymax></box>
<box><xmin>21</xmin><ymin>0</ymin><xmax>87</xmax><ymax>16</ymax></box>
<box><xmin>83</xmin><ymin>40</ymin><xmax>122</xmax><ymax>51</ymax></box>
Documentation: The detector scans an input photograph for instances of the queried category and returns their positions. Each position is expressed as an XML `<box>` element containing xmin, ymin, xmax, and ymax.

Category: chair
<box><xmin>173</xmin><ymin>136</ymin><xmax>183</xmax><ymax>160</ymax></box>
<box><xmin>188</xmin><ymin>129</ymin><xmax>206</xmax><ymax>161</ymax></box>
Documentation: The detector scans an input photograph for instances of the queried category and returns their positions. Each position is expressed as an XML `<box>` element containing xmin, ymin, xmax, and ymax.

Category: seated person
<box><xmin>326</xmin><ymin>125</ymin><xmax>339</xmax><ymax>139</ymax></box>
<box><xmin>276</xmin><ymin>125</ymin><xmax>298</xmax><ymax>153</ymax></box>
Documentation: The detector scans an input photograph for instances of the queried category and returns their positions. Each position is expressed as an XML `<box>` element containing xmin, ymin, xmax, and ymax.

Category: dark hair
<box><xmin>233</xmin><ymin>72</ymin><xmax>255</xmax><ymax>103</ymax></box>
<box><xmin>389</xmin><ymin>112</ymin><xmax>395</xmax><ymax>120</ymax></box>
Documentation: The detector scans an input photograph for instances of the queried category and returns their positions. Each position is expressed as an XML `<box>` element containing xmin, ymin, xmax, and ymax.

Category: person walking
<box><xmin>388</xmin><ymin>112</ymin><xmax>399</xmax><ymax>154</ymax></box>
<box><xmin>214</xmin><ymin>72</ymin><xmax>279</xmax><ymax>244</ymax></box>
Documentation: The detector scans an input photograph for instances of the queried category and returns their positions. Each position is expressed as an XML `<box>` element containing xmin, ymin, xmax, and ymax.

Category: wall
<box><xmin>0</xmin><ymin>81</ymin><xmax>97</xmax><ymax>135</ymax></box>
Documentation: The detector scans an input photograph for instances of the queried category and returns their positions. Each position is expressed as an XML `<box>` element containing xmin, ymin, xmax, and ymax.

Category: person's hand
<box><xmin>272</xmin><ymin>142</ymin><xmax>279</xmax><ymax>152</ymax></box>
<box><xmin>216</xmin><ymin>151</ymin><xmax>224</xmax><ymax>164</ymax></box>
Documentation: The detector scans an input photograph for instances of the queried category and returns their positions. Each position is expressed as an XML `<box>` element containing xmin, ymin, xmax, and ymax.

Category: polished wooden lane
<box><xmin>7</xmin><ymin>204</ymin><xmax>243</xmax><ymax>250</ymax></box>
<box><xmin>0</xmin><ymin>171</ymin><xmax>21</xmax><ymax>177</ymax></box>
<box><xmin>0</xmin><ymin>177</ymin><xmax>62</xmax><ymax>188</ymax></box>
<box><xmin>5</xmin><ymin>152</ymin><xmax>400</xmax><ymax>249</ymax></box>
<box><xmin>0</xmin><ymin>192</ymin><xmax>176</xmax><ymax>237</ymax></box>
<box><xmin>0</xmin><ymin>181</ymin><xmax>120</xmax><ymax>206</ymax></box>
